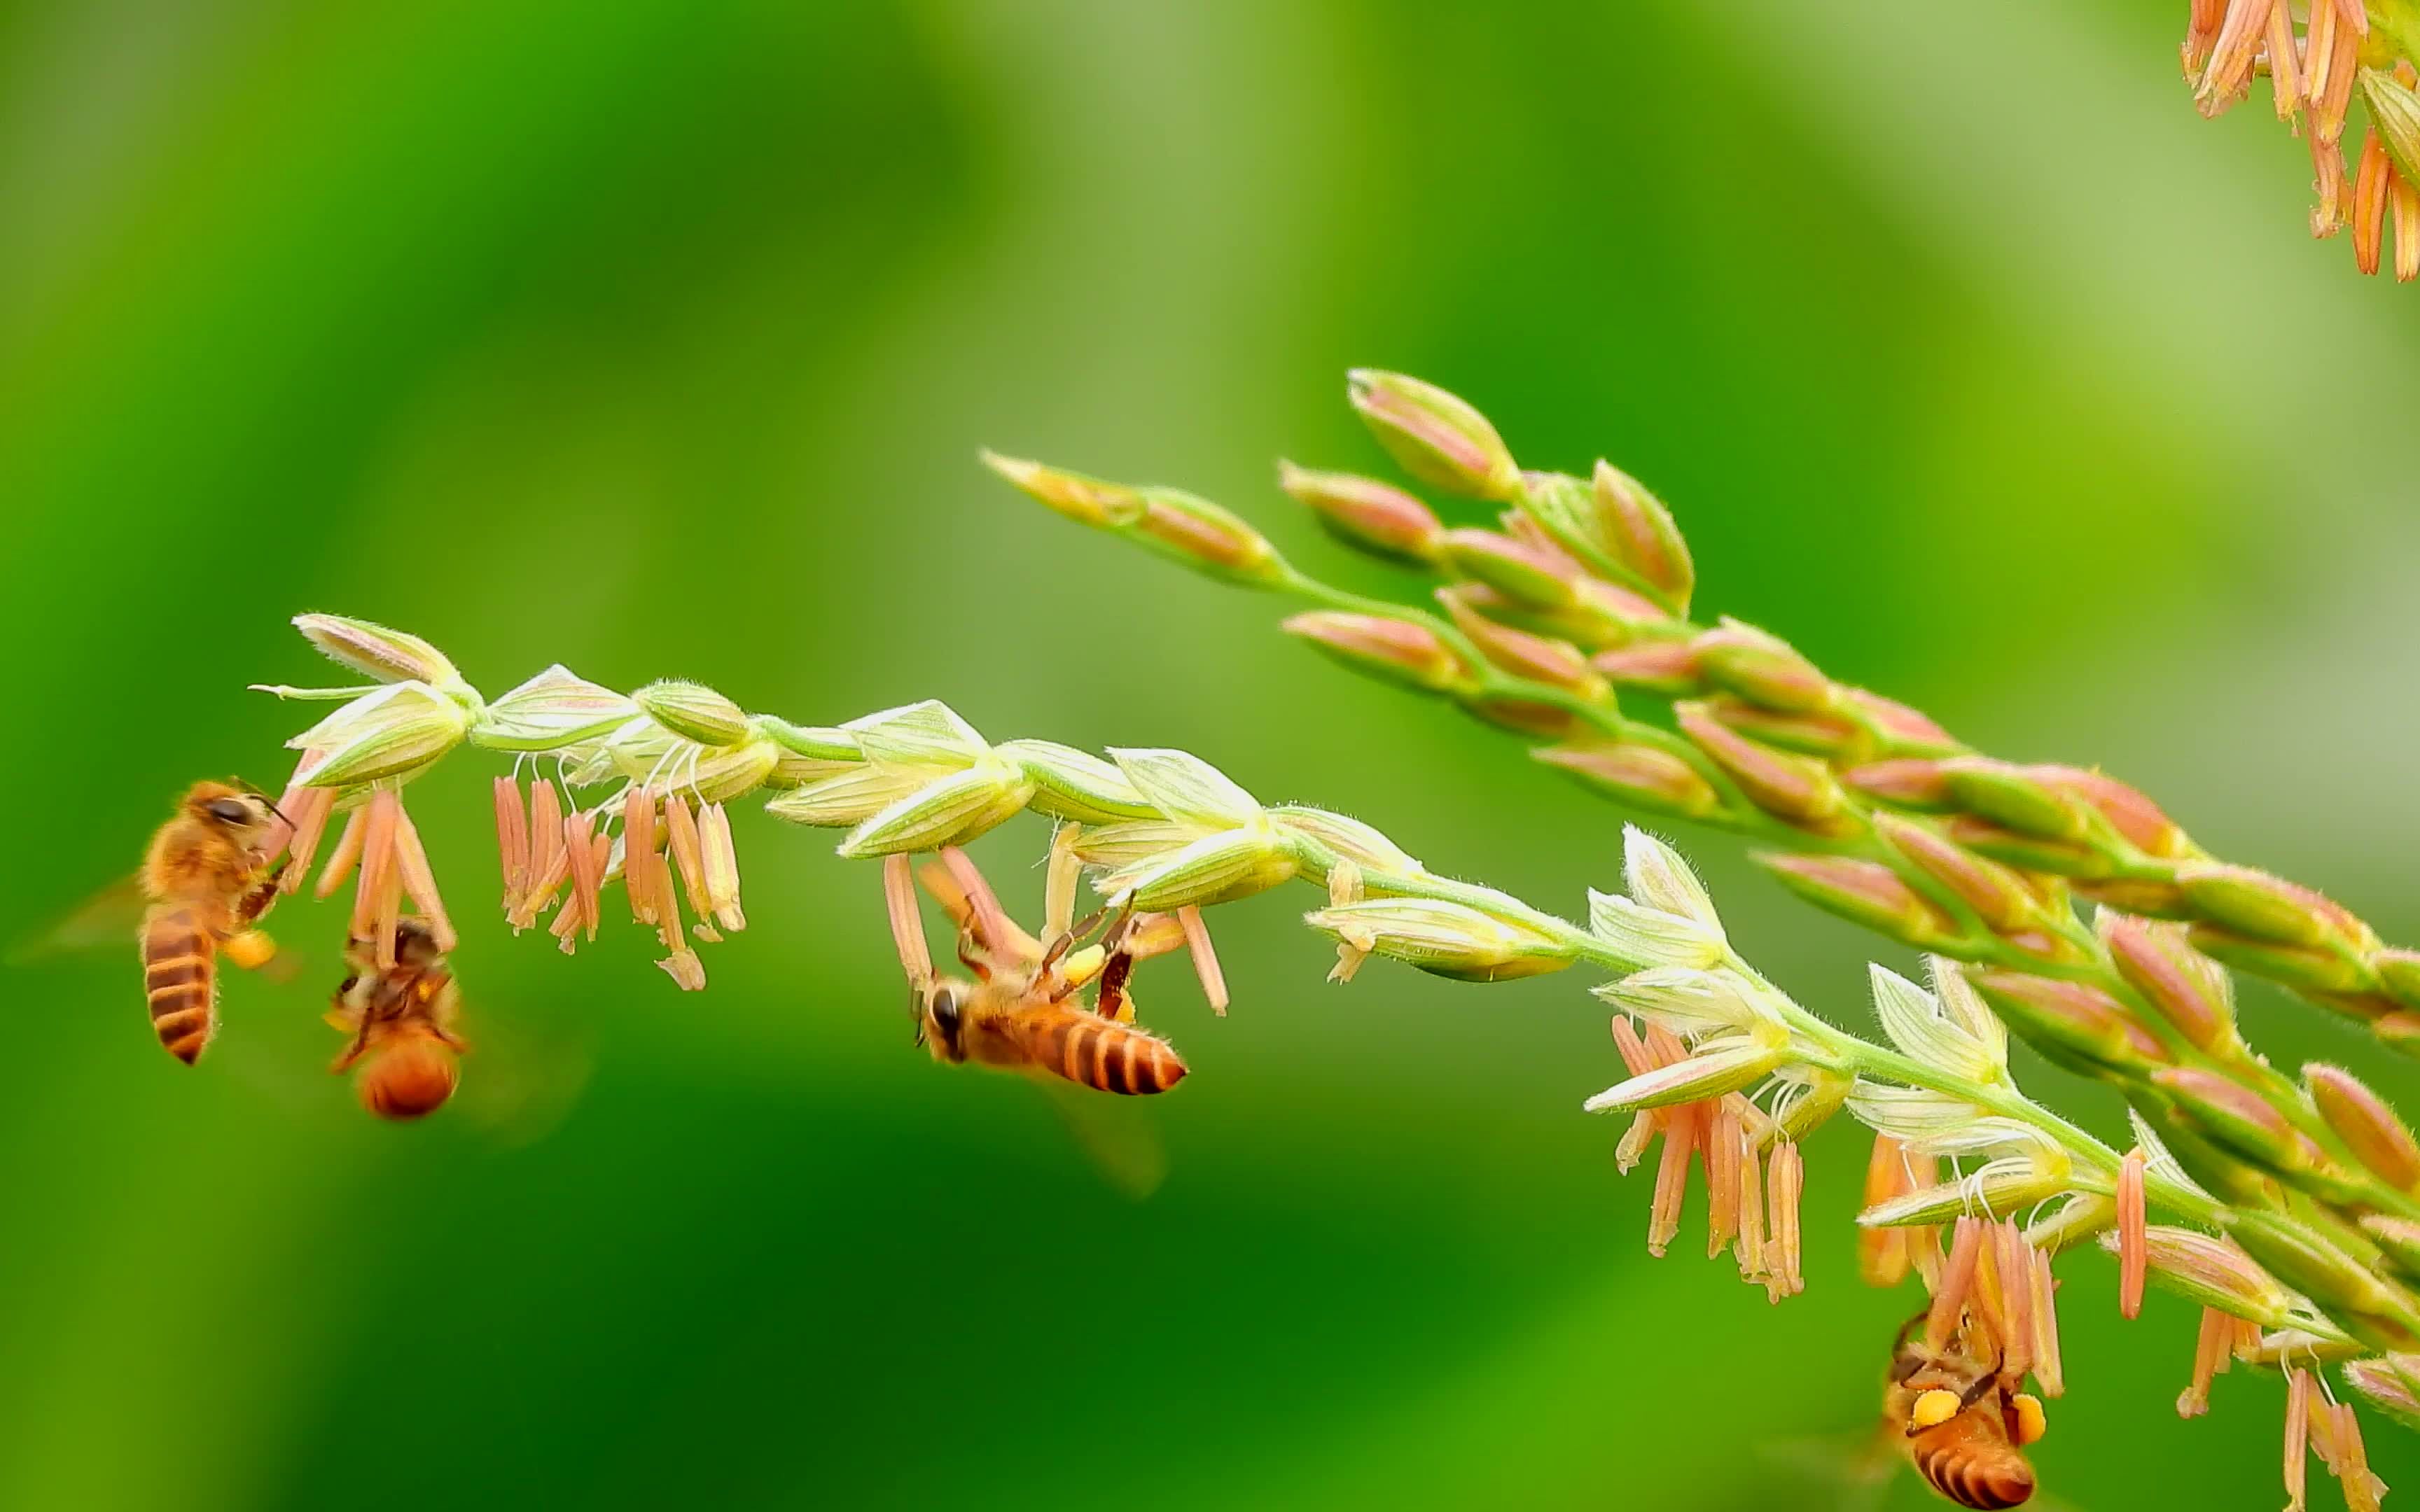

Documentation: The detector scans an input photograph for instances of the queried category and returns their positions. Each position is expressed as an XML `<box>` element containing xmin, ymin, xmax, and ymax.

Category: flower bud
<box><xmin>1621</xmin><ymin>826</ymin><xmax>1723</xmax><ymax>935</ymax></box>
<box><xmin>2187</xmin><ymin>926</ymin><xmax>2372</xmax><ymax>995</ymax></box>
<box><xmin>292</xmin><ymin>613</ymin><xmax>465</xmax><ymax>694</ymax></box>
<box><xmin>1589</xmin><ymin>460</ymin><xmax>1694</xmax><ymax>610</ymax></box>
<box><xmin>1942</xmin><ymin>760</ymin><xmax>2091</xmax><ymax>841</ymax></box>
<box><xmin>2153</xmin><ymin>1068</ymin><xmax>2307</xmax><ymax>1172</ymax></box>
<box><xmin>1283</xmin><ymin>612</ymin><xmax>1475</xmax><ymax>693</ymax></box>
<box><xmin>2101</xmin><ymin>912</ymin><xmax>2239</xmax><ymax>1054</ymax></box>
<box><xmin>1584</xmin><ymin>1035</ymin><xmax>1784</xmax><ymax>1114</ymax></box>
<box><xmin>2361</xmin><ymin>69</ymin><xmax>2420</xmax><ymax>190</ymax></box>
<box><xmin>994</xmin><ymin>739</ymin><xmax>1157</xmax><ymax>823</ymax></box>
<box><xmin>1970</xmin><ymin>970</ymin><xmax>2167</xmax><ymax>1072</ymax></box>
<box><xmin>2095</xmin><ymin>1225</ymin><xmax>2293</xmax><ymax>1326</ymax></box>
<box><xmin>1276</xmin><ymin>461</ymin><xmax>1445</xmax><ymax>564</ymax></box>
<box><xmin>1844</xmin><ymin>758</ymin><xmax>1956</xmax><ymax>811</ymax></box>
<box><xmin>1532</xmin><ymin>742</ymin><xmax>1723</xmax><ymax>820</ymax></box>
<box><xmin>1942</xmin><ymin>816</ymin><xmax>2113</xmax><ymax>879</ymax></box>
<box><xmin>1103</xmin><ymin>826</ymin><xmax>1298</xmax><ymax>911</ymax></box>
<box><xmin>667</xmin><ymin>738</ymin><xmax>781</xmax><ymax>805</ymax></box>
<box><xmin>1134</xmin><ymin>487</ymin><xmax>1289</xmax><ymax>587</ymax></box>
<box><xmin>1588</xmin><ymin>890</ymin><xmax>1725</xmax><ymax>971</ymax></box>
<box><xmin>1869</xmin><ymin>964</ymin><xmax>2003</xmax><ymax>1084</ymax></box>
<box><xmin>980</xmin><ymin>449</ymin><xmax>1144</xmax><ymax>527</ymax></box>
<box><xmin>288</xmin><ymin>682</ymin><xmax>472</xmax><ymax>788</ymax></box>
<box><xmin>1456</xmin><ymin>695</ymin><xmax>1580</xmax><ymax>739</ymax></box>
<box><xmin>834</xmin><ymin>762</ymin><xmax>1035</xmax><ymax>857</ymax></box>
<box><xmin>1345</xmin><ymin>369</ymin><xmax>1520</xmax><ymax>502</ymax></box>
<box><xmin>471</xmin><ymin>664</ymin><xmax>640</xmax><ymax>751</ymax></box>
<box><xmin>1842</xmin><ymin>690</ymin><xmax>1959</xmax><ymax>756</ymax></box>
<box><xmin>2029</xmin><ymin>766</ymin><xmax>2188</xmax><ymax>858</ymax></box>
<box><xmin>847</xmin><ymin>700</ymin><xmax>990</xmax><ymax>770</ymax></box>
<box><xmin>2306</xmin><ymin>1064</ymin><xmax>2420</xmax><ymax>1191</ymax></box>
<box><xmin>1440</xmin><ymin>528</ymin><xmax>1578</xmax><ymax>611</ymax></box>
<box><xmin>1703</xmin><ymin>699</ymin><xmax>1869</xmax><ymax>761</ymax></box>
<box><xmin>1439</xmin><ymin>587</ymin><xmax>1606</xmax><ymax>697</ymax></box>
<box><xmin>1875</xmin><ymin>813</ymin><xmax>2040</xmax><ymax>932</ymax></box>
<box><xmin>1068</xmin><ymin>819</ymin><xmax>1209</xmax><ymax>869</ymax></box>
<box><xmin>2231</xmin><ymin>1210</ymin><xmax>2414</xmax><ymax>1324</ymax></box>
<box><xmin>1676</xmin><ymin>702</ymin><xmax>1846</xmax><ymax>828</ymax></box>
<box><xmin>1692</xmin><ymin>623</ymin><xmax>1833</xmax><ymax>714</ymax></box>
<box><xmin>1751</xmin><ymin>853</ymin><xmax>1958</xmax><ymax>948</ymax></box>
<box><xmin>1303</xmin><ymin>897</ymin><xmax>1574</xmax><ymax>981</ymax></box>
<box><xmin>2074</xmin><ymin>878</ymin><xmax>2192</xmax><ymax>918</ymax></box>
<box><xmin>1858</xmin><ymin>1153</ymin><xmax>2073</xmax><ymax>1229</ymax></box>
<box><xmin>1108</xmin><ymin>748</ymin><xmax>1263</xmax><ymax>828</ymax></box>
<box><xmin>765</xmin><ymin>765</ymin><xmax>939</xmax><ymax>828</ymax></box>
<box><xmin>1590</xmin><ymin>642</ymin><xmax>1702</xmax><ymax>696</ymax></box>
<box><xmin>2362</xmin><ymin>1217</ymin><xmax>2420</xmax><ymax>1279</ymax></box>
<box><xmin>2374</xmin><ymin>949</ymin><xmax>2420</xmax><ymax>1011</ymax></box>
<box><xmin>2178</xmin><ymin>865</ymin><xmax>2368</xmax><ymax>951</ymax></box>
<box><xmin>634</xmin><ymin>680</ymin><xmax>751</xmax><ymax>748</ymax></box>
<box><xmin>1266</xmin><ymin>806</ymin><xmax>1422</xmax><ymax>878</ymax></box>
<box><xmin>2343</xmin><ymin>1357</ymin><xmax>2420</xmax><ymax>1433</ymax></box>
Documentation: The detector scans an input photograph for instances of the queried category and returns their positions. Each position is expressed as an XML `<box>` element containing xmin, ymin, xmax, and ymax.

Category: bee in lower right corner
<box><xmin>327</xmin><ymin>917</ymin><xmax>468</xmax><ymax>1121</ymax></box>
<box><xmin>1885</xmin><ymin>1312</ymin><xmax>2044</xmax><ymax>1510</ymax></box>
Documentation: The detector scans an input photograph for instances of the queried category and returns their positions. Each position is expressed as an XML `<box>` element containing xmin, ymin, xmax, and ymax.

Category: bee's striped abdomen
<box><xmin>141</xmin><ymin>904</ymin><xmax>216</xmax><ymax>1065</ymax></box>
<box><xmin>1914</xmin><ymin>1438</ymin><xmax>2034</xmax><ymax>1509</ymax></box>
<box><xmin>1041</xmin><ymin>1012</ymin><xmax>1188</xmax><ymax>1096</ymax></box>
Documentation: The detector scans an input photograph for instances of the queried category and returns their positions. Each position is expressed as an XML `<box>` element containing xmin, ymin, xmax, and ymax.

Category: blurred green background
<box><xmin>4</xmin><ymin>1</ymin><xmax>2418</xmax><ymax>1506</ymax></box>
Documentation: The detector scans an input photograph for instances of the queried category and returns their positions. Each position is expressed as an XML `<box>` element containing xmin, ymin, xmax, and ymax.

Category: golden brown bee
<box><xmin>139</xmin><ymin>781</ymin><xmax>285</xmax><ymax>1065</ymax></box>
<box><xmin>326</xmin><ymin>918</ymin><xmax>468</xmax><ymax>1120</ymax></box>
<box><xmin>917</xmin><ymin>974</ymin><xmax>1188</xmax><ymax>1096</ymax></box>
<box><xmin>1885</xmin><ymin>1314</ymin><xmax>2045</xmax><ymax>1509</ymax></box>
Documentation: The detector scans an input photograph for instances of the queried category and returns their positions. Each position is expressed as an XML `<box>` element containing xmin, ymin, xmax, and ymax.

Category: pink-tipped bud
<box><xmin>1942</xmin><ymin>758</ymin><xmax>2092</xmax><ymax>841</ymax></box>
<box><xmin>1676</xmin><ymin>703</ymin><xmax>1845</xmax><ymax>829</ymax></box>
<box><xmin>980</xmin><ymin>450</ymin><xmax>1144</xmax><ymax>527</ymax></box>
<box><xmin>1844</xmin><ymin>757</ymin><xmax>1956</xmax><ymax>811</ymax></box>
<box><xmin>1438</xmin><ymin>587</ymin><xmax>1606</xmax><ymax>697</ymax></box>
<box><xmin>1588</xmin><ymin>459</ymin><xmax>1695</xmax><ymax>610</ymax></box>
<box><xmin>291</xmin><ymin>613</ymin><xmax>464</xmax><ymax>692</ymax></box>
<box><xmin>1873</xmin><ymin>813</ymin><xmax>2040</xmax><ymax>932</ymax></box>
<box><xmin>634</xmin><ymin>680</ymin><xmax>751</xmax><ymax>748</ymax></box>
<box><xmin>1590</xmin><ymin>641</ymin><xmax>1703</xmax><ymax>696</ymax></box>
<box><xmin>1942</xmin><ymin>816</ymin><xmax>2113</xmax><ymax>878</ymax></box>
<box><xmin>1345</xmin><ymin>369</ymin><xmax>1520</xmax><ymax>502</ymax></box>
<box><xmin>1133</xmin><ymin>487</ymin><xmax>1287</xmax><ymax>585</ymax></box>
<box><xmin>2234</xmin><ymin>1210</ymin><xmax>2410</xmax><ymax>1324</ymax></box>
<box><xmin>1283</xmin><ymin>611</ymin><xmax>1475</xmax><ymax>693</ymax></box>
<box><xmin>1702</xmin><ymin>698</ymin><xmax>1870</xmax><ymax>761</ymax></box>
<box><xmin>2374</xmin><ymin>950</ymin><xmax>2420</xmax><ymax>1011</ymax></box>
<box><xmin>1841</xmin><ymin>689</ymin><xmax>1959</xmax><ymax>756</ymax></box>
<box><xmin>2177</xmin><ymin>864</ymin><xmax>2368</xmax><ymax>951</ymax></box>
<box><xmin>1439</xmin><ymin>528</ymin><xmax>1578</xmax><ymax>611</ymax></box>
<box><xmin>2344</xmin><ymin>1357</ymin><xmax>2420</xmax><ymax>1434</ymax></box>
<box><xmin>2026</xmin><ymin>766</ymin><xmax>2189</xmax><ymax>858</ymax></box>
<box><xmin>1969</xmin><ymin>970</ymin><xmax>2167</xmax><ymax>1072</ymax></box>
<box><xmin>2075</xmin><ymin>877</ymin><xmax>2192</xmax><ymax>918</ymax></box>
<box><xmin>1532</xmin><ymin>742</ymin><xmax>1723</xmax><ymax>820</ymax></box>
<box><xmin>2153</xmin><ymin>1068</ymin><xmax>2307</xmax><ymax>1172</ymax></box>
<box><xmin>2118</xmin><ymin>1148</ymin><xmax>2148</xmax><ymax>1320</ymax></box>
<box><xmin>1751</xmin><ymin>853</ymin><xmax>1957</xmax><ymax>949</ymax></box>
<box><xmin>2305</xmin><ymin>1064</ymin><xmax>2420</xmax><ymax>1191</ymax></box>
<box><xmin>1690</xmin><ymin>624</ymin><xmax>1833</xmax><ymax>714</ymax></box>
<box><xmin>2102</xmin><ymin>912</ymin><xmax>2238</xmax><ymax>1053</ymax></box>
<box><xmin>2188</xmin><ymin>925</ymin><xmax>2373</xmax><ymax>995</ymax></box>
<box><xmin>1275</xmin><ymin>462</ymin><xmax>1445</xmax><ymax>564</ymax></box>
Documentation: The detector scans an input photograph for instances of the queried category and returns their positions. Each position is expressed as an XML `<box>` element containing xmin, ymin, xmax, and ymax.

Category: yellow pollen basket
<box><xmin>223</xmin><ymin>929</ymin><xmax>279</xmax><ymax>972</ymax></box>
<box><xmin>2012</xmin><ymin>1392</ymin><xmax>2047</xmax><ymax>1446</ymax></box>
<box><xmin>1910</xmin><ymin>1389</ymin><xmax>1961</xmax><ymax>1430</ymax></box>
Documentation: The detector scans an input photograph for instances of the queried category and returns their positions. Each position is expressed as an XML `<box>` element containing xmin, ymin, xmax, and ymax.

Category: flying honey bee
<box><xmin>1884</xmin><ymin>1312</ymin><xmax>2044</xmax><ymax>1510</ymax></box>
<box><xmin>326</xmin><ymin>917</ymin><xmax>468</xmax><ymax>1120</ymax></box>
<box><xmin>139</xmin><ymin>781</ymin><xmax>286</xmax><ymax>1065</ymax></box>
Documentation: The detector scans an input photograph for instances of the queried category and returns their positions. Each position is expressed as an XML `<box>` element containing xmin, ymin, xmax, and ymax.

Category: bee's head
<box><xmin>918</xmin><ymin>980</ymin><xmax>970</xmax><ymax>1063</ymax></box>
<box><xmin>186</xmin><ymin>781</ymin><xmax>279</xmax><ymax>839</ymax></box>
<box><xmin>390</xmin><ymin>916</ymin><xmax>443</xmax><ymax>967</ymax></box>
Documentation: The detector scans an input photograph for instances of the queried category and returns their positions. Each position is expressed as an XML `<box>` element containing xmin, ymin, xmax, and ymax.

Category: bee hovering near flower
<box><xmin>137</xmin><ymin>782</ymin><xmax>289</xmax><ymax>1065</ymax></box>
<box><xmin>1886</xmin><ymin>1306</ymin><xmax>2045</xmax><ymax>1510</ymax></box>
<box><xmin>326</xmin><ymin>917</ymin><xmax>468</xmax><ymax>1120</ymax></box>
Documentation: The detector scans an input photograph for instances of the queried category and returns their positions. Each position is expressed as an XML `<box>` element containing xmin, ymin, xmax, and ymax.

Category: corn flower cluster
<box><xmin>2179</xmin><ymin>0</ymin><xmax>2420</xmax><ymax>279</ymax></box>
<box><xmin>228</xmin><ymin>609</ymin><xmax>2419</xmax><ymax>1500</ymax></box>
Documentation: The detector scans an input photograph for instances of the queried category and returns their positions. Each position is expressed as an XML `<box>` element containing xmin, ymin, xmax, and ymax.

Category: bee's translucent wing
<box><xmin>11</xmin><ymin>875</ymin><xmax>146</xmax><ymax>964</ymax></box>
<box><xmin>1038</xmin><ymin>1077</ymin><xmax>1168</xmax><ymax>1200</ymax></box>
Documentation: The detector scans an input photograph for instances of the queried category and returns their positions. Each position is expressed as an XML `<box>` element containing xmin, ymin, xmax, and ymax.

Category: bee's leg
<box><xmin>235</xmin><ymin>861</ymin><xmax>288</xmax><ymax>925</ymax></box>
<box><xmin>1091</xmin><ymin>913</ymin><xmax>1139</xmax><ymax>1022</ymax></box>
<box><xmin>956</xmin><ymin>925</ymin><xmax>994</xmax><ymax>981</ymax></box>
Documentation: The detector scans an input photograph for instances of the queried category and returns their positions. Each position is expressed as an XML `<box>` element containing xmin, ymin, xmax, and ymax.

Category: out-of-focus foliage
<box><xmin>1</xmin><ymin>1</ymin><xmax>2416</xmax><ymax>1507</ymax></box>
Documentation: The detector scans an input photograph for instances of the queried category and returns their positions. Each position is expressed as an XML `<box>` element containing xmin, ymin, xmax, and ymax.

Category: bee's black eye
<box><xmin>205</xmin><ymin>797</ymin><xmax>251</xmax><ymax>825</ymax></box>
<box><xmin>337</xmin><ymin>974</ymin><xmax>361</xmax><ymax>995</ymax></box>
<box><xmin>929</xmin><ymin>987</ymin><xmax>962</xmax><ymax>1036</ymax></box>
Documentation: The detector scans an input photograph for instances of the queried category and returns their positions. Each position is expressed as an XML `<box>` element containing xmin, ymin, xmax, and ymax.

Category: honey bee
<box><xmin>1885</xmin><ymin>1312</ymin><xmax>2044</xmax><ymax>1509</ymax></box>
<box><xmin>326</xmin><ymin>917</ymin><xmax>468</xmax><ymax>1120</ymax></box>
<box><xmin>139</xmin><ymin>781</ymin><xmax>286</xmax><ymax>1065</ymax></box>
